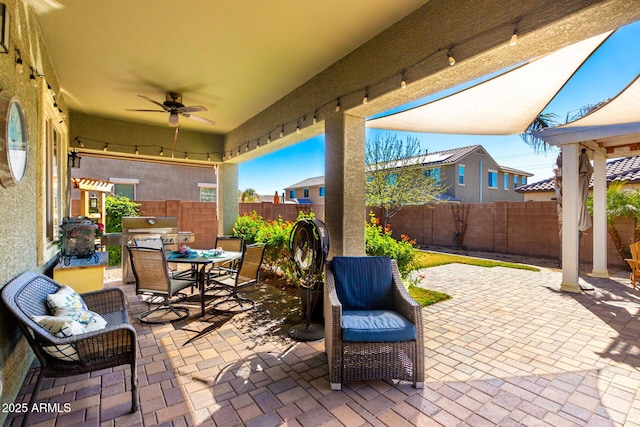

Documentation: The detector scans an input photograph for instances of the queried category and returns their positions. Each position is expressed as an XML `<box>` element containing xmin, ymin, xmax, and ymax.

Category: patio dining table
<box><xmin>167</xmin><ymin>250</ymin><xmax>243</xmax><ymax>317</ymax></box>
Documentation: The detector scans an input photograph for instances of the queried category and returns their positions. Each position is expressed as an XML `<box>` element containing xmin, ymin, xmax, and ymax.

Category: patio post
<box><xmin>561</xmin><ymin>142</ymin><xmax>580</xmax><ymax>292</ymax></box>
<box><xmin>591</xmin><ymin>149</ymin><xmax>608</xmax><ymax>278</ymax></box>
<box><xmin>218</xmin><ymin>163</ymin><xmax>239</xmax><ymax>235</ymax></box>
<box><xmin>324</xmin><ymin>113</ymin><xmax>366</xmax><ymax>257</ymax></box>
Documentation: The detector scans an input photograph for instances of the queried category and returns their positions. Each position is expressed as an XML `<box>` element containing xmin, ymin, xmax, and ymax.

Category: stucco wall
<box><xmin>71</xmin><ymin>157</ymin><xmax>217</xmax><ymax>201</ymax></box>
<box><xmin>0</xmin><ymin>0</ymin><xmax>65</xmax><ymax>417</ymax></box>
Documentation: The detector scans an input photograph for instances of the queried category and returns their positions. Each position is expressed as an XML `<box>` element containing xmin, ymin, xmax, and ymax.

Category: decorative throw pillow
<box><xmin>46</xmin><ymin>285</ymin><xmax>87</xmax><ymax>312</ymax></box>
<box><xmin>55</xmin><ymin>307</ymin><xmax>107</xmax><ymax>331</ymax></box>
<box><xmin>31</xmin><ymin>315</ymin><xmax>85</xmax><ymax>361</ymax></box>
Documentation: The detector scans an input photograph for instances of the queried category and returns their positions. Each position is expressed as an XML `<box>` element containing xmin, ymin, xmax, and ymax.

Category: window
<box><xmin>289</xmin><ymin>189</ymin><xmax>295</xmax><ymax>199</ymax></box>
<box><xmin>504</xmin><ymin>173</ymin><xmax>509</xmax><ymax>190</ymax></box>
<box><xmin>488</xmin><ymin>170</ymin><xmax>498</xmax><ymax>188</ymax></box>
<box><xmin>303</xmin><ymin>188</ymin><xmax>310</xmax><ymax>198</ymax></box>
<box><xmin>424</xmin><ymin>167</ymin><xmax>441</xmax><ymax>185</ymax></box>
<box><xmin>110</xmin><ymin>178</ymin><xmax>139</xmax><ymax>200</ymax></box>
<box><xmin>198</xmin><ymin>183</ymin><xmax>217</xmax><ymax>202</ymax></box>
<box><xmin>319</xmin><ymin>186</ymin><xmax>325</xmax><ymax>197</ymax></box>
<box><xmin>458</xmin><ymin>165</ymin><xmax>465</xmax><ymax>185</ymax></box>
<box><xmin>521</xmin><ymin>176</ymin><xmax>527</xmax><ymax>185</ymax></box>
<box><xmin>38</xmin><ymin>84</ymin><xmax>67</xmax><ymax>265</ymax></box>
<box><xmin>513</xmin><ymin>175</ymin><xmax>519</xmax><ymax>189</ymax></box>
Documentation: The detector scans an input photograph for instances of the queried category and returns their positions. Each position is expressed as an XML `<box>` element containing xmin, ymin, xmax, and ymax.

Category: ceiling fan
<box><xmin>125</xmin><ymin>92</ymin><xmax>214</xmax><ymax>128</ymax></box>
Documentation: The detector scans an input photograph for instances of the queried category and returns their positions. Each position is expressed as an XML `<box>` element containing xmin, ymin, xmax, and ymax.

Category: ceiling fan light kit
<box><xmin>125</xmin><ymin>91</ymin><xmax>215</xmax><ymax>128</ymax></box>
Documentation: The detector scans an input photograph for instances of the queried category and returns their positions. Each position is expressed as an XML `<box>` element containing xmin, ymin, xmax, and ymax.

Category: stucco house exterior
<box><xmin>284</xmin><ymin>176</ymin><xmax>325</xmax><ymax>204</ymax></box>
<box><xmin>70</xmin><ymin>156</ymin><xmax>218</xmax><ymax>202</ymax></box>
<box><xmin>516</xmin><ymin>155</ymin><xmax>640</xmax><ymax>201</ymax></box>
<box><xmin>287</xmin><ymin>145</ymin><xmax>532</xmax><ymax>204</ymax></box>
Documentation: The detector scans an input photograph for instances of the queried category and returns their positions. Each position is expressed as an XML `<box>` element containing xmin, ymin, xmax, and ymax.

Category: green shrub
<box><xmin>233</xmin><ymin>211</ymin><xmax>316</xmax><ymax>286</ymax></box>
<box><xmin>105</xmin><ymin>195</ymin><xmax>140</xmax><ymax>266</ymax></box>
<box><xmin>365</xmin><ymin>212</ymin><xmax>417</xmax><ymax>278</ymax></box>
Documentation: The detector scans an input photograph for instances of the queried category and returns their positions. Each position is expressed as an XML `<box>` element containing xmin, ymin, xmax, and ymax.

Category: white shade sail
<box><xmin>367</xmin><ymin>32</ymin><xmax>611</xmax><ymax>135</ymax></box>
<box><xmin>532</xmin><ymin>74</ymin><xmax>640</xmax><ymax>151</ymax></box>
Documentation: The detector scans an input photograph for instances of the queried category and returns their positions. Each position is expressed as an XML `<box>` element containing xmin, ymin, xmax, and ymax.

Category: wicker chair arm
<box><xmin>82</xmin><ymin>287</ymin><xmax>127</xmax><ymax>315</ymax></box>
<box><xmin>74</xmin><ymin>325</ymin><xmax>137</xmax><ymax>364</ymax></box>
<box><xmin>389</xmin><ymin>260</ymin><xmax>422</xmax><ymax>322</ymax></box>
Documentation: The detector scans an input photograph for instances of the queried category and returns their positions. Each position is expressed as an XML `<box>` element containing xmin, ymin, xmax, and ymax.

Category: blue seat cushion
<box><xmin>342</xmin><ymin>310</ymin><xmax>416</xmax><ymax>342</ymax></box>
<box><xmin>332</xmin><ymin>256</ymin><xmax>393</xmax><ymax>310</ymax></box>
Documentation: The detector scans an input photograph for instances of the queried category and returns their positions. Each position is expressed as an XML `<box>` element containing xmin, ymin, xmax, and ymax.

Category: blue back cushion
<box><xmin>331</xmin><ymin>256</ymin><xmax>393</xmax><ymax>310</ymax></box>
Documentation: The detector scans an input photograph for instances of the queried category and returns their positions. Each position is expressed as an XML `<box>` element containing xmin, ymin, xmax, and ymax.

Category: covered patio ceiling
<box><xmin>366</xmin><ymin>31</ymin><xmax>613</xmax><ymax>136</ymax></box>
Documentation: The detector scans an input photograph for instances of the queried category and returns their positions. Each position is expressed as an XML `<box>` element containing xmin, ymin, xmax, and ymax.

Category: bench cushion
<box><xmin>341</xmin><ymin>310</ymin><xmax>416</xmax><ymax>342</ymax></box>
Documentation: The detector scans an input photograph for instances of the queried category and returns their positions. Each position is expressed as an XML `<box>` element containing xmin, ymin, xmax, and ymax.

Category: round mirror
<box><xmin>0</xmin><ymin>91</ymin><xmax>29</xmax><ymax>187</ymax></box>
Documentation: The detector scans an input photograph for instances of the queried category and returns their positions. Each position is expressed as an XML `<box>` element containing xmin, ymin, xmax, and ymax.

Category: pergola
<box><xmin>533</xmin><ymin>75</ymin><xmax>640</xmax><ymax>291</ymax></box>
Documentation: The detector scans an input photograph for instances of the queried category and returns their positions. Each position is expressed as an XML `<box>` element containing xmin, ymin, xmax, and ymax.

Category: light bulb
<box><xmin>401</xmin><ymin>78</ymin><xmax>407</xmax><ymax>89</ymax></box>
<box><xmin>15</xmin><ymin>58</ymin><xmax>23</xmax><ymax>74</ymax></box>
<box><xmin>267</xmin><ymin>133</ymin><xmax>271</xmax><ymax>144</ymax></box>
<box><xmin>448</xmin><ymin>50</ymin><xmax>456</xmax><ymax>66</ymax></box>
<box><xmin>103</xmin><ymin>145</ymin><xmax>108</xmax><ymax>152</ymax></box>
<box><xmin>312</xmin><ymin>113</ymin><xmax>317</xmax><ymax>125</ymax></box>
<box><xmin>185</xmin><ymin>152</ymin><xmax>189</xmax><ymax>160</ymax></box>
<box><xmin>296</xmin><ymin>124</ymin><xmax>300</xmax><ymax>133</ymax></box>
<box><xmin>30</xmin><ymin>70</ymin><xmax>38</xmax><ymax>87</ymax></box>
<box><xmin>135</xmin><ymin>146</ymin><xmax>139</xmax><ymax>155</ymax></box>
<box><xmin>160</xmin><ymin>148</ymin><xmax>164</xmax><ymax>156</ymax></box>
<box><xmin>335</xmin><ymin>98</ymin><xmax>341</xmax><ymax>112</ymax></box>
<box><xmin>509</xmin><ymin>30</ymin><xmax>518</xmax><ymax>47</ymax></box>
<box><xmin>280</xmin><ymin>124</ymin><xmax>284</xmax><ymax>138</ymax></box>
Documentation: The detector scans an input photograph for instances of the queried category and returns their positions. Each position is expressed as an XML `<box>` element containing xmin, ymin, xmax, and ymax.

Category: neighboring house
<box><xmin>284</xmin><ymin>176</ymin><xmax>326</xmax><ymax>204</ymax></box>
<box><xmin>70</xmin><ymin>156</ymin><xmax>218</xmax><ymax>202</ymax></box>
<box><xmin>516</xmin><ymin>155</ymin><xmax>640</xmax><ymax>201</ymax></box>
<box><xmin>285</xmin><ymin>145</ymin><xmax>532</xmax><ymax>204</ymax></box>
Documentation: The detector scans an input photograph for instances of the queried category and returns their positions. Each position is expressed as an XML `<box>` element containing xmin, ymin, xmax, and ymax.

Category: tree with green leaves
<box><xmin>365</xmin><ymin>133</ymin><xmax>445</xmax><ymax>227</ymax></box>
<box><xmin>240</xmin><ymin>188</ymin><xmax>258</xmax><ymax>202</ymax></box>
<box><xmin>587</xmin><ymin>181</ymin><xmax>640</xmax><ymax>263</ymax></box>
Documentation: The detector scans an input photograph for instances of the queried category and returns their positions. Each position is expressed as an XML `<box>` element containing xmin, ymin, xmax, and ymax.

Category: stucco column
<box><xmin>324</xmin><ymin>113</ymin><xmax>366</xmax><ymax>257</ymax></box>
<box><xmin>218</xmin><ymin>163</ymin><xmax>239</xmax><ymax>235</ymax></box>
<box><xmin>591</xmin><ymin>150</ymin><xmax>608</xmax><ymax>278</ymax></box>
<box><xmin>561</xmin><ymin>143</ymin><xmax>580</xmax><ymax>292</ymax></box>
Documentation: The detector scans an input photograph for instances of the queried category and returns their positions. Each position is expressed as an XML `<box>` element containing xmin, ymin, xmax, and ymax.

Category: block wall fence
<box><xmin>73</xmin><ymin>199</ymin><xmax>634</xmax><ymax>268</ymax></box>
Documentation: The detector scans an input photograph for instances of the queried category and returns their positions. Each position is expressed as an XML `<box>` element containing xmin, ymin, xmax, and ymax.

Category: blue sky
<box><xmin>239</xmin><ymin>21</ymin><xmax>640</xmax><ymax>196</ymax></box>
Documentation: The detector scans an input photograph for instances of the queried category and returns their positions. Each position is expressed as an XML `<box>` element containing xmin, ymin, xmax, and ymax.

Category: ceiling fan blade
<box><xmin>179</xmin><ymin>105</ymin><xmax>207</xmax><ymax>113</ymax></box>
<box><xmin>138</xmin><ymin>95</ymin><xmax>169</xmax><ymax>111</ymax></box>
<box><xmin>182</xmin><ymin>114</ymin><xmax>215</xmax><ymax>126</ymax></box>
<box><xmin>125</xmin><ymin>109</ymin><xmax>166</xmax><ymax>113</ymax></box>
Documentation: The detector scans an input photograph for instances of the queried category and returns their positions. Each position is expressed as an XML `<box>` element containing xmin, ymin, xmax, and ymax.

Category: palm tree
<box><xmin>587</xmin><ymin>181</ymin><xmax>640</xmax><ymax>263</ymax></box>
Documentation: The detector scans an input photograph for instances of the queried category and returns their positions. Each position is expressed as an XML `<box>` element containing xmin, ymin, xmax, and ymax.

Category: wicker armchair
<box><xmin>1</xmin><ymin>271</ymin><xmax>137</xmax><ymax>427</ymax></box>
<box><xmin>324</xmin><ymin>256</ymin><xmax>424</xmax><ymax>390</ymax></box>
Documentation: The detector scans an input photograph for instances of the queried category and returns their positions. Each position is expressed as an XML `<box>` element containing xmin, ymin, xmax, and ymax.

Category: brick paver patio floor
<box><xmin>5</xmin><ymin>262</ymin><xmax>640</xmax><ymax>426</ymax></box>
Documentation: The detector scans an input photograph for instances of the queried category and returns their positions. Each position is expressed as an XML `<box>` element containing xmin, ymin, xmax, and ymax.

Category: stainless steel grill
<box><xmin>118</xmin><ymin>216</ymin><xmax>196</xmax><ymax>283</ymax></box>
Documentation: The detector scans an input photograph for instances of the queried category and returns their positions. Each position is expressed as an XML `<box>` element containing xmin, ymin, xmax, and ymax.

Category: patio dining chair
<box><xmin>325</xmin><ymin>256</ymin><xmax>424</xmax><ymax>390</ymax></box>
<box><xmin>207</xmin><ymin>243</ymin><xmax>266</xmax><ymax>313</ymax></box>
<box><xmin>207</xmin><ymin>235</ymin><xmax>245</xmax><ymax>282</ymax></box>
<box><xmin>127</xmin><ymin>246</ymin><xmax>196</xmax><ymax>323</ymax></box>
<box><xmin>625</xmin><ymin>241</ymin><xmax>640</xmax><ymax>290</ymax></box>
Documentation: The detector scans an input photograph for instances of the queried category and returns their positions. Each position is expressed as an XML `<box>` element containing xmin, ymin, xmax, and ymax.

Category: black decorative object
<box><xmin>59</xmin><ymin>217</ymin><xmax>99</xmax><ymax>265</ymax></box>
<box><xmin>288</xmin><ymin>218</ymin><xmax>330</xmax><ymax>341</ymax></box>
<box><xmin>0</xmin><ymin>4</ymin><xmax>9</xmax><ymax>54</ymax></box>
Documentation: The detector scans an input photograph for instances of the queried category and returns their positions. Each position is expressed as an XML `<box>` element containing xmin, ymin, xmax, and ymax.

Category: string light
<box><xmin>362</xmin><ymin>87</ymin><xmax>369</xmax><ymax>104</ymax></box>
<box><xmin>245</xmin><ymin>143</ymin><xmax>249</xmax><ymax>152</ymax></box>
<box><xmin>280</xmin><ymin>124</ymin><xmax>284</xmax><ymax>138</ymax></box>
<box><xmin>160</xmin><ymin>147</ymin><xmax>164</xmax><ymax>156</ymax></box>
<box><xmin>134</xmin><ymin>146</ymin><xmax>139</xmax><ymax>155</ymax></box>
<box><xmin>14</xmin><ymin>49</ymin><xmax>23</xmax><ymax>74</ymax></box>
<box><xmin>447</xmin><ymin>48</ymin><xmax>456</xmax><ymax>66</ymax></box>
<box><xmin>207</xmin><ymin>153</ymin><xmax>211</xmax><ymax>161</ymax></box>
<box><xmin>510</xmin><ymin>18</ymin><xmax>520</xmax><ymax>47</ymax></box>
<box><xmin>103</xmin><ymin>144</ymin><xmax>108</xmax><ymax>152</ymax></box>
<box><xmin>335</xmin><ymin>97</ymin><xmax>341</xmax><ymax>112</ymax></box>
<box><xmin>401</xmin><ymin>70</ymin><xmax>407</xmax><ymax>89</ymax></box>
<box><xmin>29</xmin><ymin>68</ymin><xmax>38</xmax><ymax>87</ymax></box>
<box><xmin>267</xmin><ymin>132</ymin><xmax>271</xmax><ymax>144</ymax></box>
<box><xmin>312</xmin><ymin>112</ymin><xmax>317</xmax><ymax>125</ymax></box>
<box><xmin>256</xmin><ymin>139</ymin><xmax>260</xmax><ymax>148</ymax></box>
<box><xmin>296</xmin><ymin>121</ymin><xmax>300</xmax><ymax>133</ymax></box>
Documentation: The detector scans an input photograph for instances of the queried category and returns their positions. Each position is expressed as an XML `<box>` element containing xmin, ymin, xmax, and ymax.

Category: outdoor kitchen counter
<box><xmin>53</xmin><ymin>252</ymin><xmax>109</xmax><ymax>293</ymax></box>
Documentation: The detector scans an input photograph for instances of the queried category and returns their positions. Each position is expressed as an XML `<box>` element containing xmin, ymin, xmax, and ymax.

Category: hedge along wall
<box><xmin>73</xmin><ymin>199</ymin><xmax>633</xmax><ymax>267</ymax></box>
